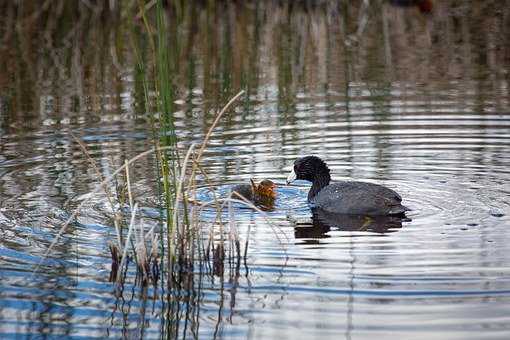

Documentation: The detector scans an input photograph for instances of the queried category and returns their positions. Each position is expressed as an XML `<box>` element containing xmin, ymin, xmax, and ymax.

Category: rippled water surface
<box><xmin>1</xmin><ymin>1</ymin><xmax>510</xmax><ymax>339</ymax></box>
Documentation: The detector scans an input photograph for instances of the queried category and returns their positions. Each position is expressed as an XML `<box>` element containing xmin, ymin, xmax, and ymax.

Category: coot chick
<box><xmin>286</xmin><ymin>156</ymin><xmax>409</xmax><ymax>216</ymax></box>
<box><xmin>231</xmin><ymin>179</ymin><xmax>277</xmax><ymax>205</ymax></box>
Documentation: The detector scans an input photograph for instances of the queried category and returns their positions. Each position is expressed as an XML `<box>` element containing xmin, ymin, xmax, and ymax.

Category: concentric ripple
<box><xmin>1</xmin><ymin>2</ymin><xmax>510</xmax><ymax>338</ymax></box>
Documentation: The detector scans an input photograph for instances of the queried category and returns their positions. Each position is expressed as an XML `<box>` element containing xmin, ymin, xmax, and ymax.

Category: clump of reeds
<box><xmin>32</xmin><ymin>1</ymin><xmax>287</xmax><ymax>337</ymax></box>
<box><xmin>90</xmin><ymin>89</ymin><xmax>249</xmax><ymax>285</ymax></box>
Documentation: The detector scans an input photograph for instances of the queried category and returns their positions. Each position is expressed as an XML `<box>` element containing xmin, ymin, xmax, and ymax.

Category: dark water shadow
<box><xmin>294</xmin><ymin>208</ymin><xmax>409</xmax><ymax>240</ymax></box>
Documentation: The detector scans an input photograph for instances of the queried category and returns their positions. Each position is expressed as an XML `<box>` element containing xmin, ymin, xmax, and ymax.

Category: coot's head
<box><xmin>286</xmin><ymin>156</ymin><xmax>330</xmax><ymax>184</ymax></box>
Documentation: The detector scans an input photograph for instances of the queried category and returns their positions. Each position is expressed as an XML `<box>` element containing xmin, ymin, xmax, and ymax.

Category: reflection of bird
<box><xmin>388</xmin><ymin>0</ymin><xmax>433</xmax><ymax>13</ymax></box>
<box><xmin>287</xmin><ymin>156</ymin><xmax>409</xmax><ymax>216</ymax></box>
<box><xmin>313</xmin><ymin>208</ymin><xmax>405</xmax><ymax>233</ymax></box>
<box><xmin>231</xmin><ymin>179</ymin><xmax>277</xmax><ymax>208</ymax></box>
<box><xmin>293</xmin><ymin>208</ymin><xmax>407</xmax><ymax>239</ymax></box>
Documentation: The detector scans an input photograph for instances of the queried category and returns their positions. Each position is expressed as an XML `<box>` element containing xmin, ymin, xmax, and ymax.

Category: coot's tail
<box><xmin>388</xmin><ymin>204</ymin><xmax>411</xmax><ymax>216</ymax></box>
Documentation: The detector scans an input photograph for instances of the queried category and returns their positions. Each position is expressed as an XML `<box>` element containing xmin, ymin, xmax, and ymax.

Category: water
<box><xmin>1</xmin><ymin>1</ymin><xmax>510</xmax><ymax>339</ymax></box>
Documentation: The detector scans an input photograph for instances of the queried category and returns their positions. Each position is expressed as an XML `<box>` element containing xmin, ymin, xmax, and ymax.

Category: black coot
<box><xmin>287</xmin><ymin>156</ymin><xmax>409</xmax><ymax>216</ymax></box>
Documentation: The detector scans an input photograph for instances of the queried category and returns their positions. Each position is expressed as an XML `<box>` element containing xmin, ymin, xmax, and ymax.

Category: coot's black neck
<box><xmin>308</xmin><ymin>173</ymin><xmax>330</xmax><ymax>200</ymax></box>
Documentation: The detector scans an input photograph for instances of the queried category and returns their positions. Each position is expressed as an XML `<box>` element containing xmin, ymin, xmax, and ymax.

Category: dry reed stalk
<box><xmin>171</xmin><ymin>143</ymin><xmax>196</xmax><ymax>238</ymax></box>
<box><xmin>125</xmin><ymin>159</ymin><xmax>134</xmax><ymax>209</ymax></box>
<box><xmin>117</xmin><ymin>202</ymin><xmax>138</xmax><ymax>283</ymax></box>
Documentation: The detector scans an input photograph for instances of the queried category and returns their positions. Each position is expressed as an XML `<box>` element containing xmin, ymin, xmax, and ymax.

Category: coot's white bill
<box><xmin>286</xmin><ymin>168</ymin><xmax>296</xmax><ymax>185</ymax></box>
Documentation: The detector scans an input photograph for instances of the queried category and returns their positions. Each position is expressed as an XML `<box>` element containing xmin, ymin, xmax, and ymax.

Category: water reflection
<box><xmin>294</xmin><ymin>208</ymin><xmax>406</xmax><ymax>241</ymax></box>
<box><xmin>1</xmin><ymin>0</ymin><xmax>510</xmax><ymax>338</ymax></box>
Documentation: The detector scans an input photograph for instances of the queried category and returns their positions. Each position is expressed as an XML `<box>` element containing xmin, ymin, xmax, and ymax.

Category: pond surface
<box><xmin>1</xmin><ymin>1</ymin><xmax>510</xmax><ymax>339</ymax></box>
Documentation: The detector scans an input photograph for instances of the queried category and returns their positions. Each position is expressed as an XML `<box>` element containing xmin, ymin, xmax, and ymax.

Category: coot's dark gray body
<box><xmin>309</xmin><ymin>181</ymin><xmax>408</xmax><ymax>215</ymax></box>
<box><xmin>287</xmin><ymin>156</ymin><xmax>409</xmax><ymax>216</ymax></box>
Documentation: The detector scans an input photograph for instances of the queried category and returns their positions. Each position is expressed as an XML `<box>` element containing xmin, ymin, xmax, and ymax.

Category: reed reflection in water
<box><xmin>0</xmin><ymin>1</ymin><xmax>510</xmax><ymax>339</ymax></box>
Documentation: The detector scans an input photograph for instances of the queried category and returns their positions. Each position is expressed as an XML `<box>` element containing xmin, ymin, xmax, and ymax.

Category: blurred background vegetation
<box><xmin>1</xmin><ymin>0</ymin><xmax>508</xmax><ymax>125</ymax></box>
